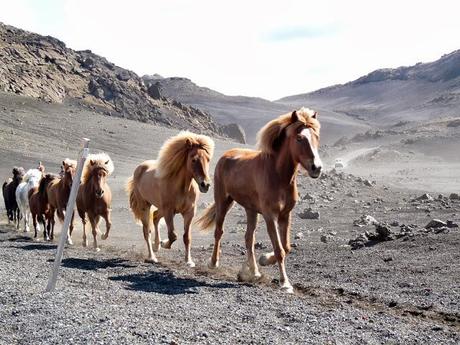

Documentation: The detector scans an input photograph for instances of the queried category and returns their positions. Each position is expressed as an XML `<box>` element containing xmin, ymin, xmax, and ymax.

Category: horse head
<box><xmin>89</xmin><ymin>159</ymin><xmax>109</xmax><ymax>199</ymax></box>
<box><xmin>186</xmin><ymin>139</ymin><xmax>212</xmax><ymax>193</ymax></box>
<box><xmin>62</xmin><ymin>160</ymin><xmax>77</xmax><ymax>189</ymax></box>
<box><xmin>286</xmin><ymin>109</ymin><xmax>322</xmax><ymax>178</ymax></box>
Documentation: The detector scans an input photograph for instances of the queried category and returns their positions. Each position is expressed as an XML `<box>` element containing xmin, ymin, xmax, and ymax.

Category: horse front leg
<box><xmin>67</xmin><ymin>211</ymin><xmax>75</xmax><ymax>245</ymax></box>
<box><xmin>261</xmin><ymin>213</ymin><xmax>293</xmax><ymax>293</ymax></box>
<box><xmin>160</xmin><ymin>211</ymin><xmax>177</xmax><ymax>249</ymax></box>
<box><xmin>89</xmin><ymin>215</ymin><xmax>100</xmax><ymax>252</ymax></box>
<box><xmin>141</xmin><ymin>208</ymin><xmax>157</xmax><ymax>263</ymax></box>
<box><xmin>182</xmin><ymin>209</ymin><xmax>195</xmax><ymax>267</ymax></box>
<box><xmin>238</xmin><ymin>208</ymin><xmax>261</xmax><ymax>282</ymax></box>
<box><xmin>278</xmin><ymin>212</ymin><xmax>292</xmax><ymax>255</ymax></box>
<box><xmin>101</xmin><ymin>209</ymin><xmax>111</xmax><ymax>240</ymax></box>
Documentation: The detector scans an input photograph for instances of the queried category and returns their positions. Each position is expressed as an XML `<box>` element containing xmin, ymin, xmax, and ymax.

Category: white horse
<box><xmin>15</xmin><ymin>169</ymin><xmax>43</xmax><ymax>232</ymax></box>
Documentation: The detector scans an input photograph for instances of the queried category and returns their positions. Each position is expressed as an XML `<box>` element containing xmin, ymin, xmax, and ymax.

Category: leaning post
<box><xmin>45</xmin><ymin>138</ymin><xmax>90</xmax><ymax>292</ymax></box>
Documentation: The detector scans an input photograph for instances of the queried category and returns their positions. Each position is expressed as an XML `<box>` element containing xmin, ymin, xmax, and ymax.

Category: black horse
<box><xmin>2</xmin><ymin>167</ymin><xmax>25</xmax><ymax>224</ymax></box>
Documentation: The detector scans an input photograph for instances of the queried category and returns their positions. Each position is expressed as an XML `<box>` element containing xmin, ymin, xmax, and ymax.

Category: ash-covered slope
<box><xmin>0</xmin><ymin>22</ymin><xmax>222</xmax><ymax>135</ymax></box>
<box><xmin>142</xmin><ymin>76</ymin><xmax>370</xmax><ymax>144</ymax></box>
<box><xmin>278</xmin><ymin>50</ymin><xmax>460</xmax><ymax>125</ymax></box>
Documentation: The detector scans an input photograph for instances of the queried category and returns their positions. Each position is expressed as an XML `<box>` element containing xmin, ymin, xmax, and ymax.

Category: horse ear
<box><xmin>62</xmin><ymin>160</ymin><xmax>65</xmax><ymax>166</ymax></box>
<box><xmin>90</xmin><ymin>160</ymin><xmax>95</xmax><ymax>165</ymax></box>
<box><xmin>105</xmin><ymin>160</ymin><xmax>110</xmax><ymax>165</ymax></box>
<box><xmin>312</xmin><ymin>111</ymin><xmax>318</xmax><ymax>119</ymax></box>
<box><xmin>291</xmin><ymin>110</ymin><xmax>299</xmax><ymax>123</ymax></box>
<box><xmin>185</xmin><ymin>138</ymin><xmax>193</xmax><ymax>148</ymax></box>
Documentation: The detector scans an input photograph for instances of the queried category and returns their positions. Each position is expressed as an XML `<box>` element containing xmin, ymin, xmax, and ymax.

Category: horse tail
<box><xmin>126</xmin><ymin>176</ymin><xmax>152</xmax><ymax>224</ymax></box>
<box><xmin>38</xmin><ymin>174</ymin><xmax>56</xmax><ymax>201</ymax></box>
<box><xmin>194</xmin><ymin>203</ymin><xmax>217</xmax><ymax>232</ymax></box>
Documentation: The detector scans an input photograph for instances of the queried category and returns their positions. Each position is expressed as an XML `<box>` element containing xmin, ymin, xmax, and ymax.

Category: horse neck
<box><xmin>274</xmin><ymin>141</ymin><xmax>298</xmax><ymax>186</ymax></box>
<box><xmin>171</xmin><ymin>165</ymin><xmax>194</xmax><ymax>193</ymax></box>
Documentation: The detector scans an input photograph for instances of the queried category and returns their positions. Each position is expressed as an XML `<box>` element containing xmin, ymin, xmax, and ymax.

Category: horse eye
<box><xmin>296</xmin><ymin>135</ymin><xmax>303</xmax><ymax>142</ymax></box>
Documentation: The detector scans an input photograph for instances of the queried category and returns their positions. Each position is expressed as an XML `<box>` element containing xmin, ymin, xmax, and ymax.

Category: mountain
<box><xmin>278</xmin><ymin>50</ymin><xmax>460</xmax><ymax>125</ymax></box>
<box><xmin>142</xmin><ymin>76</ymin><xmax>370</xmax><ymax>144</ymax></box>
<box><xmin>0</xmin><ymin>22</ymin><xmax>225</xmax><ymax>137</ymax></box>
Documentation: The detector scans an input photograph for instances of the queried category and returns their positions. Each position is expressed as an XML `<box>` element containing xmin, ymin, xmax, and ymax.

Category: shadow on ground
<box><xmin>110</xmin><ymin>270</ymin><xmax>238</xmax><ymax>295</ymax></box>
<box><xmin>60</xmin><ymin>257</ymin><xmax>137</xmax><ymax>271</ymax></box>
<box><xmin>16</xmin><ymin>243</ymin><xmax>57</xmax><ymax>251</ymax></box>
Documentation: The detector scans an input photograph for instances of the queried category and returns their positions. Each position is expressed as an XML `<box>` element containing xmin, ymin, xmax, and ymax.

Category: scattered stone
<box><xmin>446</xmin><ymin>220</ymin><xmax>459</xmax><ymax>228</ymax></box>
<box><xmin>414</xmin><ymin>193</ymin><xmax>434</xmax><ymax>202</ymax></box>
<box><xmin>390</xmin><ymin>220</ymin><xmax>399</xmax><ymax>227</ymax></box>
<box><xmin>298</xmin><ymin>208</ymin><xmax>320</xmax><ymax>220</ymax></box>
<box><xmin>374</xmin><ymin>223</ymin><xmax>393</xmax><ymax>240</ymax></box>
<box><xmin>449</xmin><ymin>193</ymin><xmax>460</xmax><ymax>200</ymax></box>
<box><xmin>348</xmin><ymin>233</ymin><xmax>368</xmax><ymax>250</ymax></box>
<box><xmin>363</xmin><ymin>179</ymin><xmax>373</xmax><ymax>187</ymax></box>
<box><xmin>294</xmin><ymin>232</ymin><xmax>304</xmax><ymax>240</ymax></box>
<box><xmin>320</xmin><ymin>234</ymin><xmax>334</xmax><ymax>243</ymax></box>
<box><xmin>302</xmin><ymin>193</ymin><xmax>315</xmax><ymax>200</ymax></box>
<box><xmin>353</xmin><ymin>215</ymin><xmax>378</xmax><ymax>227</ymax></box>
<box><xmin>425</xmin><ymin>219</ymin><xmax>447</xmax><ymax>229</ymax></box>
<box><xmin>254</xmin><ymin>242</ymin><xmax>267</xmax><ymax>250</ymax></box>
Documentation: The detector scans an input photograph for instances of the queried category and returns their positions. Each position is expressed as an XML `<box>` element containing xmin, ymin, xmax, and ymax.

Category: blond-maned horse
<box><xmin>46</xmin><ymin>159</ymin><xmax>77</xmax><ymax>243</ymax></box>
<box><xmin>127</xmin><ymin>131</ymin><xmax>214</xmax><ymax>266</ymax></box>
<box><xmin>195</xmin><ymin>108</ymin><xmax>322</xmax><ymax>293</ymax></box>
<box><xmin>76</xmin><ymin>153</ymin><xmax>114</xmax><ymax>251</ymax></box>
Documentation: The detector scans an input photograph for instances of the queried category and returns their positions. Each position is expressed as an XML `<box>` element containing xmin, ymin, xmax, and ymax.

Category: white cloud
<box><xmin>1</xmin><ymin>0</ymin><xmax>459</xmax><ymax>99</ymax></box>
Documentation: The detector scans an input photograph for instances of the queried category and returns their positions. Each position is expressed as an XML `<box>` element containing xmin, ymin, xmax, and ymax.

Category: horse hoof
<box><xmin>259</xmin><ymin>252</ymin><xmax>275</xmax><ymax>266</ymax></box>
<box><xmin>82</xmin><ymin>241</ymin><xmax>88</xmax><ymax>247</ymax></box>
<box><xmin>160</xmin><ymin>240</ymin><xmax>172</xmax><ymax>249</ymax></box>
<box><xmin>145</xmin><ymin>257</ymin><xmax>158</xmax><ymax>264</ymax></box>
<box><xmin>94</xmin><ymin>247</ymin><xmax>101</xmax><ymax>252</ymax></box>
<box><xmin>101</xmin><ymin>233</ymin><xmax>108</xmax><ymax>240</ymax></box>
<box><xmin>280</xmin><ymin>283</ymin><xmax>294</xmax><ymax>294</ymax></box>
<box><xmin>67</xmin><ymin>238</ymin><xmax>73</xmax><ymax>245</ymax></box>
<box><xmin>186</xmin><ymin>261</ymin><xmax>196</xmax><ymax>268</ymax></box>
<box><xmin>208</xmin><ymin>259</ymin><xmax>219</xmax><ymax>269</ymax></box>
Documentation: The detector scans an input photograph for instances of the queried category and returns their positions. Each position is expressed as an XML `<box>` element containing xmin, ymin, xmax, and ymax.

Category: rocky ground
<box><xmin>1</xmin><ymin>92</ymin><xmax>460</xmax><ymax>344</ymax></box>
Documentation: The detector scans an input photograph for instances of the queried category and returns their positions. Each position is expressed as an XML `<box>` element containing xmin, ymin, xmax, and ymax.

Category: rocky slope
<box><xmin>278</xmin><ymin>50</ymin><xmax>460</xmax><ymax>125</ymax></box>
<box><xmin>0</xmin><ymin>22</ymin><xmax>225</xmax><ymax>137</ymax></box>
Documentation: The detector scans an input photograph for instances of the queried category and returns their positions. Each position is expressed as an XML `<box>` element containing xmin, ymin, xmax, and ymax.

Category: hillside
<box><xmin>142</xmin><ymin>75</ymin><xmax>370</xmax><ymax>144</ymax></box>
<box><xmin>0</xmin><ymin>22</ymin><xmax>225</xmax><ymax>137</ymax></box>
<box><xmin>278</xmin><ymin>50</ymin><xmax>460</xmax><ymax>125</ymax></box>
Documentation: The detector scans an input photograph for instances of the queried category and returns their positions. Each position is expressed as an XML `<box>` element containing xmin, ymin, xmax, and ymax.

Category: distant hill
<box><xmin>142</xmin><ymin>76</ymin><xmax>370</xmax><ymax>144</ymax></box>
<box><xmin>0</xmin><ymin>22</ymin><xmax>224</xmax><ymax>137</ymax></box>
<box><xmin>278</xmin><ymin>50</ymin><xmax>460</xmax><ymax>125</ymax></box>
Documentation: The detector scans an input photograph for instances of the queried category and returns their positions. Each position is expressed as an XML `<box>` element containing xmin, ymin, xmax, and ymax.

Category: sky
<box><xmin>1</xmin><ymin>0</ymin><xmax>459</xmax><ymax>100</ymax></box>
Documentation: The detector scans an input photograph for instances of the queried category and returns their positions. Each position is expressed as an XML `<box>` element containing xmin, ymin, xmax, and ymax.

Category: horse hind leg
<box><xmin>79</xmin><ymin>210</ymin><xmax>88</xmax><ymax>247</ymax></box>
<box><xmin>152</xmin><ymin>210</ymin><xmax>162</xmax><ymax>252</ymax></box>
<box><xmin>160</xmin><ymin>211</ymin><xmax>177</xmax><ymax>249</ymax></box>
<box><xmin>141</xmin><ymin>208</ymin><xmax>157</xmax><ymax>263</ymax></box>
<box><xmin>210</xmin><ymin>196</ymin><xmax>234</xmax><ymax>269</ymax></box>
<box><xmin>238</xmin><ymin>209</ymin><xmax>261</xmax><ymax>282</ymax></box>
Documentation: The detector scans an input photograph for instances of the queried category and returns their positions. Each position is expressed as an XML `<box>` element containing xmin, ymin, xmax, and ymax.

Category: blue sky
<box><xmin>1</xmin><ymin>0</ymin><xmax>459</xmax><ymax>100</ymax></box>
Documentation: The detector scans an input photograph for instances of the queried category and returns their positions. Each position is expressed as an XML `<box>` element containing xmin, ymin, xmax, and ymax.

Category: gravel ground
<box><xmin>1</xmin><ymin>92</ymin><xmax>459</xmax><ymax>344</ymax></box>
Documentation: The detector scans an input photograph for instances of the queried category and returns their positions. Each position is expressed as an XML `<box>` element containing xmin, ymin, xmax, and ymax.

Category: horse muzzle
<box><xmin>198</xmin><ymin>180</ymin><xmax>211</xmax><ymax>193</ymax></box>
<box><xmin>95</xmin><ymin>190</ymin><xmax>105</xmax><ymax>198</ymax></box>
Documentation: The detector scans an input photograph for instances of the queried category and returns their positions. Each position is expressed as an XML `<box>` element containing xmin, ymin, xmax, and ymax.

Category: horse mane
<box><xmin>63</xmin><ymin>158</ymin><xmax>77</xmax><ymax>170</ymax></box>
<box><xmin>12</xmin><ymin>167</ymin><xmax>25</xmax><ymax>178</ymax></box>
<box><xmin>38</xmin><ymin>173</ymin><xmax>58</xmax><ymax>198</ymax></box>
<box><xmin>23</xmin><ymin>169</ymin><xmax>42</xmax><ymax>183</ymax></box>
<box><xmin>81</xmin><ymin>153</ymin><xmax>114</xmax><ymax>183</ymax></box>
<box><xmin>155</xmin><ymin>131</ymin><xmax>214</xmax><ymax>179</ymax></box>
<box><xmin>256</xmin><ymin>107</ymin><xmax>320</xmax><ymax>154</ymax></box>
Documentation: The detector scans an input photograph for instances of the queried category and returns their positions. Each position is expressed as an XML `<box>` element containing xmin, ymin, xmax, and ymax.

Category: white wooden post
<box><xmin>46</xmin><ymin>138</ymin><xmax>90</xmax><ymax>292</ymax></box>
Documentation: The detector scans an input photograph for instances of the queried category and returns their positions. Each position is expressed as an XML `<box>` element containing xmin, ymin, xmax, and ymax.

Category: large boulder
<box><xmin>220</xmin><ymin>123</ymin><xmax>246</xmax><ymax>144</ymax></box>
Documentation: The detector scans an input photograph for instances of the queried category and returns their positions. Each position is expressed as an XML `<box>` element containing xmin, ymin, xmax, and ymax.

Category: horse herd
<box><xmin>2</xmin><ymin>107</ymin><xmax>322</xmax><ymax>293</ymax></box>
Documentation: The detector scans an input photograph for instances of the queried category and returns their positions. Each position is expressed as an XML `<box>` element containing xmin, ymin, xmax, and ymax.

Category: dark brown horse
<box><xmin>46</xmin><ymin>159</ymin><xmax>77</xmax><ymax>244</ymax></box>
<box><xmin>2</xmin><ymin>167</ymin><xmax>25</xmax><ymax>225</ymax></box>
<box><xmin>76</xmin><ymin>153</ymin><xmax>114</xmax><ymax>251</ymax></box>
<box><xmin>196</xmin><ymin>108</ymin><xmax>322</xmax><ymax>293</ymax></box>
<box><xmin>30</xmin><ymin>174</ymin><xmax>57</xmax><ymax>240</ymax></box>
<box><xmin>127</xmin><ymin>131</ymin><xmax>214</xmax><ymax>265</ymax></box>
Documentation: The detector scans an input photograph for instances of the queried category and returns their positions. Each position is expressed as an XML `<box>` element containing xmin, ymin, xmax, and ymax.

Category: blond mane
<box><xmin>81</xmin><ymin>153</ymin><xmax>114</xmax><ymax>183</ymax></box>
<box><xmin>155</xmin><ymin>131</ymin><xmax>214</xmax><ymax>179</ymax></box>
<box><xmin>256</xmin><ymin>107</ymin><xmax>320</xmax><ymax>154</ymax></box>
<box><xmin>63</xmin><ymin>158</ymin><xmax>77</xmax><ymax>169</ymax></box>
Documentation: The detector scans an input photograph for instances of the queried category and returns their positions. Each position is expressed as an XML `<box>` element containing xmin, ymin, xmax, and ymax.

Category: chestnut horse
<box><xmin>76</xmin><ymin>153</ymin><xmax>114</xmax><ymax>251</ymax></box>
<box><xmin>46</xmin><ymin>159</ymin><xmax>77</xmax><ymax>243</ymax></box>
<box><xmin>196</xmin><ymin>108</ymin><xmax>322</xmax><ymax>293</ymax></box>
<box><xmin>2</xmin><ymin>167</ymin><xmax>25</xmax><ymax>225</ymax></box>
<box><xmin>31</xmin><ymin>174</ymin><xmax>57</xmax><ymax>240</ymax></box>
<box><xmin>127</xmin><ymin>131</ymin><xmax>214</xmax><ymax>266</ymax></box>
